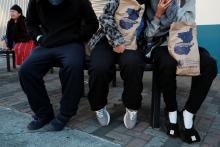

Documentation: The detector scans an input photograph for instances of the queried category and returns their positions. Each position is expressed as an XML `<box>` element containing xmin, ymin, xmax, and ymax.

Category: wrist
<box><xmin>155</xmin><ymin>12</ymin><xmax>161</xmax><ymax>19</ymax></box>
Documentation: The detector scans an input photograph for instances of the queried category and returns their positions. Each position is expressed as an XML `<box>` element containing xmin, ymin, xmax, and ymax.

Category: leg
<box><xmin>151</xmin><ymin>68</ymin><xmax>161</xmax><ymax>128</ymax></box>
<box><xmin>152</xmin><ymin>46</ymin><xmax>179</xmax><ymax>136</ymax></box>
<box><xmin>112</xmin><ymin>67</ymin><xmax>117</xmax><ymax>87</ymax></box>
<box><xmin>6</xmin><ymin>51</ymin><xmax>11</xmax><ymax>72</ymax></box>
<box><xmin>185</xmin><ymin>47</ymin><xmax>218</xmax><ymax>114</ymax></box>
<box><xmin>55</xmin><ymin>43</ymin><xmax>85</xmax><ymax>117</ymax></box>
<box><xmin>180</xmin><ymin>47</ymin><xmax>216</xmax><ymax>143</ymax></box>
<box><xmin>88</xmin><ymin>38</ymin><xmax>115</xmax><ymax>111</ymax></box>
<box><xmin>119</xmin><ymin>49</ymin><xmax>145</xmax><ymax>129</ymax></box>
<box><xmin>119</xmin><ymin>50</ymin><xmax>145</xmax><ymax>110</ymax></box>
<box><xmin>152</xmin><ymin>46</ymin><xmax>178</xmax><ymax>112</ymax></box>
<box><xmin>12</xmin><ymin>51</ymin><xmax>16</xmax><ymax>69</ymax></box>
<box><xmin>19</xmin><ymin>47</ymin><xmax>54</xmax><ymax>119</ymax></box>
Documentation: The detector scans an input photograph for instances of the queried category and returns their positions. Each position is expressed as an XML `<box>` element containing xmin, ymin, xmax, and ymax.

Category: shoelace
<box><xmin>128</xmin><ymin>110</ymin><xmax>137</xmax><ymax>120</ymax></box>
<box><xmin>96</xmin><ymin>110</ymin><xmax>104</xmax><ymax>118</ymax></box>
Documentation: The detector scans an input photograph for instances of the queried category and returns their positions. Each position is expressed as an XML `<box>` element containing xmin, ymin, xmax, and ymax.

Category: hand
<box><xmin>113</xmin><ymin>45</ymin><xmax>125</xmax><ymax>53</ymax></box>
<box><xmin>155</xmin><ymin>0</ymin><xmax>173</xmax><ymax>19</ymax></box>
<box><xmin>36</xmin><ymin>35</ymin><xmax>44</xmax><ymax>45</ymax></box>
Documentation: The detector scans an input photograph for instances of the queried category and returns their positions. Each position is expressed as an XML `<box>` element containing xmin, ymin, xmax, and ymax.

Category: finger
<box><xmin>165</xmin><ymin>0</ymin><xmax>172</xmax><ymax>6</ymax></box>
<box><xmin>120</xmin><ymin>46</ymin><xmax>125</xmax><ymax>52</ymax></box>
<box><xmin>121</xmin><ymin>47</ymin><xmax>125</xmax><ymax>53</ymax></box>
<box><xmin>164</xmin><ymin>2</ymin><xmax>172</xmax><ymax>9</ymax></box>
<box><xmin>158</xmin><ymin>0</ymin><xmax>165</xmax><ymax>5</ymax></box>
<box><xmin>162</xmin><ymin>0</ymin><xmax>168</xmax><ymax>5</ymax></box>
<box><xmin>113</xmin><ymin>48</ymin><xmax>120</xmax><ymax>53</ymax></box>
<box><xmin>119</xmin><ymin>49</ymin><xmax>123</xmax><ymax>53</ymax></box>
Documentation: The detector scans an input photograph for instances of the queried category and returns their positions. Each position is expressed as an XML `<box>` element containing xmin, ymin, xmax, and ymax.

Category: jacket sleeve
<box><xmin>25</xmin><ymin>0</ymin><xmax>42</xmax><ymax>41</ymax></box>
<box><xmin>145</xmin><ymin>17</ymin><xmax>161</xmax><ymax>38</ymax></box>
<box><xmin>99</xmin><ymin>0</ymin><xmax>125</xmax><ymax>47</ymax></box>
<box><xmin>80</xmin><ymin>0</ymin><xmax>99</xmax><ymax>42</ymax></box>
<box><xmin>177</xmin><ymin>0</ymin><xmax>196</xmax><ymax>22</ymax></box>
<box><xmin>6</xmin><ymin>22</ymin><xmax>13</xmax><ymax>49</ymax></box>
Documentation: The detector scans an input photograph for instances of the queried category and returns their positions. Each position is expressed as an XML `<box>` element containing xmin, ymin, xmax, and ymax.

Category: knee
<box><xmin>63</xmin><ymin>62</ymin><xmax>83</xmax><ymax>74</ymax></box>
<box><xmin>158</xmin><ymin>58</ymin><xmax>177</xmax><ymax>76</ymax></box>
<box><xmin>203</xmin><ymin>58</ymin><xmax>218</xmax><ymax>79</ymax></box>
<box><xmin>120</xmin><ymin>55</ymin><xmax>145</xmax><ymax>71</ymax></box>
<box><xmin>89</xmin><ymin>62</ymin><xmax>112</xmax><ymax>76</ymax></box>
<box><xmin>18</xmin><ymin>62</ymin><xmax>32</xmax><ymax>79</ymax></box>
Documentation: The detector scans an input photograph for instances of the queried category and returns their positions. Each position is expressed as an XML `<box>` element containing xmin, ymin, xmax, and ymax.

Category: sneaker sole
<box><xmin>123</xmin><ymin>113</ymin><xmax>136</xmax><ymax>129</ymax></box>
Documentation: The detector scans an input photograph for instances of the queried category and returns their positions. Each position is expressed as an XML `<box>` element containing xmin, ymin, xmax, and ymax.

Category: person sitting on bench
<box><xmin>19</xmin><ymin>0</ymin><xmax>98</xmax><ymax>131</ymax></box>
<box><xmin>145</xmin><ymin>0</ymin><xmax>217</xmax><ymax>143</ymax></box>
<box><xmin>88</xmin><ymin>0</ymin><xmax>147</xmax><ymax>129</ymax></box>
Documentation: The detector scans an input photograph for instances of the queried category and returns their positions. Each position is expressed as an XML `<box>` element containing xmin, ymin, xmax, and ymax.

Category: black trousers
<box><xmin>152</xmin><ymin>46</ymin><xmax>218</xmax><ymax>114</ymax></box>
<box><xmin>19</xmin><ymin>43</ymin><xmax>85</xmax><ymax>119</ymax></box>
<box><xmin>88</xmin><ymin>38</ymin><xmax>145</xmax><ymax>111</ymax></box>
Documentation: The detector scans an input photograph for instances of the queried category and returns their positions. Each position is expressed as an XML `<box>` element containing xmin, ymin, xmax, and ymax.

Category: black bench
<box><xmin>51</xmin><ymin>56</ymin><xmax>161</xmax><ymax>128</ymax></box>
<box><xmin>0</xmin><ymin>48</ymin><xmax>16</xmax><ymax>72</ymax></box>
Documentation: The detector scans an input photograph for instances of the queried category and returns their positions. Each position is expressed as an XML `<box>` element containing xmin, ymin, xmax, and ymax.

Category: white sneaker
<box><xmin>124</xmin><ymin>108</ymin><xmax>138</xmax><ymax>129</ymax></box>
<box><xmin>95</xmin><ymin>107</ymin><xmax>110</xmax><ymax>126</ymax></box>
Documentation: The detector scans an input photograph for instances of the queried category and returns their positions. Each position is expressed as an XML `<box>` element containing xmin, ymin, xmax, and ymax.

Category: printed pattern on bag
<box><xmin>174</xmin><ymin>28</ymin><xmax>193</xmax><ymax>55</ymax></box>
<box><xmin>115</xmin><ymin>0</ymin><xmax>145</xmax><ymax>50</ymax></box>
<box><xmin>168</xmin><ymin>22</ymin><xmax>200</xmax><ymax>76</ymax></box>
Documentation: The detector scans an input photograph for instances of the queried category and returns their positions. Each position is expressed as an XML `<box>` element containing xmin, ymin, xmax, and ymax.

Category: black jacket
<box><xmin>6</xmin><ymin>16</ymin><xmax>32</xmax><ymax>49</ymax></box>
<box><xmin>26</xmin><ymin>0</ymin><xmax>99</xmax><ymax>48</ymax></box>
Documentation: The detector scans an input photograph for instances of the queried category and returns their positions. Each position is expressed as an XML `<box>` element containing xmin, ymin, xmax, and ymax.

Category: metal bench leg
<box><xmin>151</xmin><ymin>69</ymin><xmax>161</xmax><ymax>128</ymax></box>
<box><xmin>112</xmin><ymin>70</ymin><xmax>116</xmax><ymax>87</ymax></box>
<box><xmin>12</xmin><ymin>52</ymin><xmax>16</xmax><ymax>69</ymax></box>
<box><xmin>6</xmin><ymin>52</ymin><xmax>11</xmax><ymax>72</ymax></box>
<box><xmin>82</xmin><ymin>73</ymin><xmax>87</xmax><ymax>97</ymax></box>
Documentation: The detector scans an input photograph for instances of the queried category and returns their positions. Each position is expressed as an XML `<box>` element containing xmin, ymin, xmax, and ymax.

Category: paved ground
<box><xmin>0</xmin><ymin>106</ymin><xmax>120</xmax><ymax>147</ymax></box>
<box><xmin>0</xmin><ymin>55</ymin><xmax>220</xmax><ymax>147</ymax></box>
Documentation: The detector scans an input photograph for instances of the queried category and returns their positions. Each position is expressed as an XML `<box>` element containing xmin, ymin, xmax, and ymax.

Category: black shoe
<box><xmin>164</xmin><ymin>109</ymin><xmax>179</xmax><ymax>138</ymax></box>
<box><xmin>167</xmin><ymin>123</ymin><xmax>179</xmax><ymax>137</ymax></box>
<box><xmin>27</xmin><ymin>115</ymin><xmax>54</xmax><ymax>130</ymax></box>
<box><xmin>179</xmin><ymin>110</ymin><xmax>201</xmax><ymax>144</ymax></box>
<box><xmin>46</xmin><ymin>113</ymin><xmax>71</xmax><ymax>131</ymax></box>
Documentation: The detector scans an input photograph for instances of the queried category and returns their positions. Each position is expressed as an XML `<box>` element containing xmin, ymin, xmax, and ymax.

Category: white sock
<box><xmin>168</xmin><ymin>111</ymin><xmax>177</xmax><ymax>124</ymax></box>
<box><xmin>183</xmin><ymin>110</ymin><xmax>194</xmax><ymax>129</ymax></box>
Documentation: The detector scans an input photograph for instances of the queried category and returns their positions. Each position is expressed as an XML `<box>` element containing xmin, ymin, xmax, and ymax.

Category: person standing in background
<box><xmin>6</xmin><ymin>4</ymin><xmax>35</xmax><ymax>65</ymax></box>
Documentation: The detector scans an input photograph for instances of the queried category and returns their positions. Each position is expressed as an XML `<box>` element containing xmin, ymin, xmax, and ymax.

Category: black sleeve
<box><xmin>6</xmin><ymin>22</ymin><xmax>13</xmax><ymax>49</ymax></box>
<box><xmin>25</xmin><ymin>0</ymin><xmax>42</xmax><ymax>41</ymax></box>
<box><xmin>79</xmin><ymin>0</ymin><xmax>99</xmax><ymax>42</ymax></box>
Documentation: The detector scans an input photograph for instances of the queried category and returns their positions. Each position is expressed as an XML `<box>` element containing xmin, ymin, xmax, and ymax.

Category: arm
<box><xmin>177</xmin><ymin>0</ymin><xmax>195</xmax><ymax>22</ymax></box>
<box><xmin>145</xmin><ymin>17</ymin><xmax>161</xmax><ymax>38</ymax></box>
<box><xmin>25</xmin><ymin>0</ymin><xmax>42</xmax><ymax>42</ymax></box>
<box><xmin>6</xmin><ymin>22</ymin><xmax>13</xmax><ymax>49</ymax></box>
<box><xmin>145</xmin><ymin>0</ymin><xmax>172</xmax><ymax>38</ymax></box>
<box><xmin>80</xmin><ymin>0</ymin><xmax>99</xmax><ymax>42</ymax></box>
<box><xmin>99</xmin><ymin>0</ymin><xmax>125</xmax><ymax>47</ymax></box>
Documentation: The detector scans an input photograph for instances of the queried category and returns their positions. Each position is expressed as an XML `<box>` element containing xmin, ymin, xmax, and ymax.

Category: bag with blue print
<box><xmin>168</xmin><ymin>22</ymin><xmax>200</xmax><ymax>76</ymax></box>
<box><xmin>114</xmin><ymin>0</ymin><xmax>145</xmax><ymax>50</ymax></box>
